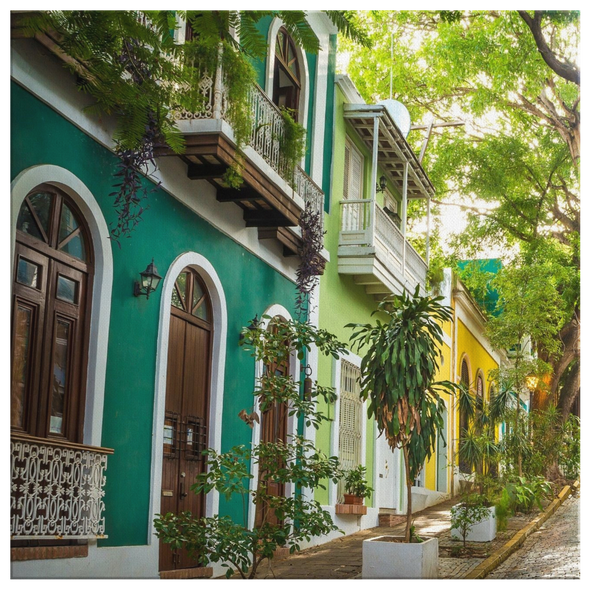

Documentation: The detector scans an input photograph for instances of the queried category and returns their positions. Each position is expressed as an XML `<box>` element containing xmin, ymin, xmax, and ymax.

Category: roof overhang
<box><xmin>343</xmin><ymin>103</ymin><xmax>435</xmax><ymax>200</ymax></box>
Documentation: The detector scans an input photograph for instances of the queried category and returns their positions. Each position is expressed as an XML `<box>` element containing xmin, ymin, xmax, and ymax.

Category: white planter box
<box><xmin>362</xmin><ymin>535</ymin><xmax>438</xmax><ymax>579</ymax></box>
<box><xmin>451</xmin><ymin>505</ymin><xmax>496</xmax><ymax>542</ymax></box>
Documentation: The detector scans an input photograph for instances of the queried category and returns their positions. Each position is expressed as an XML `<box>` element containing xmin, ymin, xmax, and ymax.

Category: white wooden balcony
<box><xmin>11</xmin><ymin>433</ymin><xmax>113</xmax><ymax>540</ymax></box>
<box><xmin>338</xmin><ymin>198</ymin><xmax>427</xmax><ymax>297</ymax></box>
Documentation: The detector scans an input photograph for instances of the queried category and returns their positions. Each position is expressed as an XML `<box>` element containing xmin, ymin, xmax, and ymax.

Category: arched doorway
<box><xmin>159</xmin><ymin>267</ymin><xmax>213</xmax><ymax>572</ymax></box>
<box><xmin>12</xmin><ymin>184</ymin><xmax>93</xmax><ymax>442</ymax></box>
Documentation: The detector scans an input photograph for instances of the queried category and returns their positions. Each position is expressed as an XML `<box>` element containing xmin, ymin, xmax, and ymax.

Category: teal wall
<box><xmin>11</xmin><ymin>82</ymin><xmax>298</xmax><ymax>546</ymax></box>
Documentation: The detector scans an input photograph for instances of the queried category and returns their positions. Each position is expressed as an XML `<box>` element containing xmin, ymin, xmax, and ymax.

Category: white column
<box><xmin>401</xmin><ymin>161</ymin><xmax>408</xmax><ymax>277</ymax></box>
<box><xmin>368</xmin><ymin>115</ymin><xmax>380</xmax><ymax>246</ymax></box>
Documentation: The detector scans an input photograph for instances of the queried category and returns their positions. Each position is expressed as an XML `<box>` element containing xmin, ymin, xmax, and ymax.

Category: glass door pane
<box><xmin>11</xmin><ymin>303</ymin><xmax>34</xmax><ymax>429</ymax></box>
<box><xmin>49</xmin><ymin>318</ymin><xmax>72</xmax><ymax>435</ymax></box>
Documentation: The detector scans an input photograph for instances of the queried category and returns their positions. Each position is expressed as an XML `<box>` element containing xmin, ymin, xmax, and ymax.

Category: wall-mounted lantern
<box><xmin>376</xmin><ymin>175</ymin><xmax>387</xmax><ymax>193</ymax></box>
<box><xmin>133</xmin><ymin>260</ymin><xmax>162</xmax><ymax>299</ymax></box>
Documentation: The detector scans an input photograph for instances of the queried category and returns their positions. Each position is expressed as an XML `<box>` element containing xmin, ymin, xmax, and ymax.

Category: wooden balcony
<box><xmin>11</xmin><ymin>433</ymin><xmax>114</xmax><ymax>540</ymax></box>
<box><xmin>338</xmin><ymin>199</ymin><xmax>427</xmax><ymax>298</ymax></box>
<box><xmin>156</xmin><ymin>64</ymin><xmax>325</xmax><ymax>258</ymax></box>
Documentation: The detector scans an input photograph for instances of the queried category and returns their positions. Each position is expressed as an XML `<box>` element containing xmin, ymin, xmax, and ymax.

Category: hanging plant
<box><xmin>279</xmin><ymin>107</ymin><xmax>307</xmax><ymax>185</ymax></box>
<box><xmin>295</xmin><ymin>201</ymin><xmax>326</xmax><ymax>318</ymax></box>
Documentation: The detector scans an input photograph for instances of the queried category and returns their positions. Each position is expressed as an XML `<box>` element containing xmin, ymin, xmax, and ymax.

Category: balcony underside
<box><xmin>338</xmin><ymin>246</ymin><xmax>426</xmax><ymax>299</ymax></box>
<box><xmin>156</xmin><ymin>132</ymin><xmax>307</xmax><ymax>257</ymax></box>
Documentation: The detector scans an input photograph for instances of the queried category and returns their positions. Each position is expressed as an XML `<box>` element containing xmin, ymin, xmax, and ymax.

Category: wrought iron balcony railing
<box><xmin>173</xmin><ymin>58</ymin><xmax>324</xmax><ymax>230</ymax></box>
<box><xmin>11</xmin><ymin>433</ymin><xmax>114</xmax><ymax>540</ymax></box>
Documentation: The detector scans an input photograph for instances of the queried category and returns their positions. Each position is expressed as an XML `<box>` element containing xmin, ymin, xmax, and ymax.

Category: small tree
<box><xmin>154</xmin><ymin>315</ymin><xmax>347</xmax><ymax>578</ymax></box>
<box><xmin>450</xmin><ymin>497</ymin><xmax>491</xmax><ymax>548</ymax></box>
<box><xmin>348</xmin><ymin>287</ymin><xmax>456</xmax><ymax>542</ymax></box>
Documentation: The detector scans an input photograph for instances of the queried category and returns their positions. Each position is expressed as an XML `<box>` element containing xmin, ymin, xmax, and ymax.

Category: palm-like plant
<box><xmin>348</xmin><ymin>287</ymin><xmax>457</xmax><ymax>542</ymax></box>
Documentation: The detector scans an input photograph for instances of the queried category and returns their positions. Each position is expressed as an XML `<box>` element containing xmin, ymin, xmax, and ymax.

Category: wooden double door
<box><xmin>159</xmin><ymin>268</ymin><xmax>212</xmax><ymax>572</ymax></box>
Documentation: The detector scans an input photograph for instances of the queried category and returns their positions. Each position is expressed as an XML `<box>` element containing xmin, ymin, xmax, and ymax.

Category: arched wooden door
<box><xmin>459</xmin><ymin>359</ymin><xmax>471</xmax><ymax>473</ymax></box>
<box><xmin>159</xmin><ymin>268</ymin><xmax>212</xmax><ymax>572</ymax></box>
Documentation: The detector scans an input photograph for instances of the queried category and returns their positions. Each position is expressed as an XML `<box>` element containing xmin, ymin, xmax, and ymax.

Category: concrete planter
<box><xmin>362</xmin><ymin>535</ymin><xmax>438</xmax><ymax>579</ymax></box>
<box><xmin>451</xmin><ymin>505</ymin><xmax>496</xmax><ymax>542</ymax></box>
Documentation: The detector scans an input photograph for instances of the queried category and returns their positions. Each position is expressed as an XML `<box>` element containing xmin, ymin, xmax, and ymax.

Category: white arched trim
<box><xmin>265</xmin><ymin>17</ymin><xmax>310</xmax><ymax>141</ymax></box>
<box><xmin>11</xmin><ymin>165</ymin><xmax>113</xmax><ymax>448</ymax></box>
<box><xmin>247</xmin><ymin>303</ymin><xmax>300</xmax><ymax>530</ymax></box>
<box><xmin>149</xmin><ymin>251</ymin><xmax>227</xmax><ymax>540</ymax></box>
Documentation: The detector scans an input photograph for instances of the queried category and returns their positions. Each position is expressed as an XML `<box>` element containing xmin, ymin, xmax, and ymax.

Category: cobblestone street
<box><xmin>486</xmin><ymin>493</ymin><xmax>580</xmax><ymax>579</ymax></box>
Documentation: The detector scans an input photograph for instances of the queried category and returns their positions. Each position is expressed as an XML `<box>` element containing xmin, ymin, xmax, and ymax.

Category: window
<box><xmin>11</xmin><ymin>185</ymin><xmax>93</xmax><ymax>443</ymax></box>
<box><xmin>337</xmin><ymin>359</ymin><xmax>363</xmax><ymax>502</ymax></box>
<box><xmin>272</xmin><ymin>28</ymin><xmax>301</xmax><ymax>119</ymax></box>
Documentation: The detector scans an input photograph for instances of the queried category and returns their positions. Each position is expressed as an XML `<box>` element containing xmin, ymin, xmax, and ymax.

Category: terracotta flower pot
<box><xmin>343</xmin><ymin>493</ymin><xmax>363</xmax><ymax>505</ymax></box>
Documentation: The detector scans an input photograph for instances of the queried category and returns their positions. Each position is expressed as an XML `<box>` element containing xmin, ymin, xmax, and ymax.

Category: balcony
<box><xmin>159</xmin><ymin>62</ymin><xmax>325</xmax><ymax>258</ymax></box>
<box><xmin>338</xmin><ymin>199</ymin><xmax>427</xmax><ymax>298</ymax></box>
<box><xmin>11</xmin><ymin>433</ymin><xmax>113</xmax><ymax>540</ymax></box>
<box><xmin>12</xmin><ymin>16</ymin><xmax>324</xmax><ymax>258</ymax></box>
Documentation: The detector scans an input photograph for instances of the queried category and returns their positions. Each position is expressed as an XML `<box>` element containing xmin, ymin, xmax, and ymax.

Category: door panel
<box><xmin>160</xmin><ymin>290</ymin><xmax>212</xmax><ymax>573</ymax></box>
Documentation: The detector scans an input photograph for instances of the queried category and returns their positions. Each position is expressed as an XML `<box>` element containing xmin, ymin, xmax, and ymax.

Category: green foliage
<box><xmin>560</xmin><ymin>414</ymin><xmax>580</xmax><ymax>480</ymax></box>
<box><xmin>343</xmin><ymin>465</ymin><xmax>373</xmax><ymax>499</ymax></box>
<box><xmin>450</xmin><ymin>496</ymin><xmax>491</xmax><ymax>547</ymax></box>
<box><xmin>348</xmin><ymin>287</ymin><xmax>457</xmax><ymax>541</ymax></box>
<box><xmin>494</xmin><ymin>488</ymin><xmax>512</xmax><ymax>531</ymax></box>
<box><xmin>155</xmin><ymin>314</ymin><xmax>347</xmax><ymax>578</ymax></box>
<box><xmin>279</xmin><ymin>107</ymin><xmax>308</xmax><ymax>182</ymax></box>
<box><xmin>504</xmin><ymin>475</ymin><xmax>553</xmax><ymax>513</ymax></box>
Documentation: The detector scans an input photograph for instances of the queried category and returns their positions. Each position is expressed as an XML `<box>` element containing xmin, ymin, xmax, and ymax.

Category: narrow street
<box><xmin>486</xmin><ymin>492</ymin><xmax>580</xmax><ymax>579</ymax></box>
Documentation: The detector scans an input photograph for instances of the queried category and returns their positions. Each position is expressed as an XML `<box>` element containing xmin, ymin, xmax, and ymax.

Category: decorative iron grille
<box><xmin>11</xmin><ymin>434</ymin><xmax>113</xmax><ymax>540</ymax></box>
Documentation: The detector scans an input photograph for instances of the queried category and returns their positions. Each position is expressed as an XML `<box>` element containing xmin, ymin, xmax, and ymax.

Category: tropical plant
<box><xmin>504</xmin><ymin>475</ymin><xmax>553</xmax><ymax>513</ymax></box>
<box><xmin>154</xmin><ymin>312</ymin><xmax>348</xmax><ymax>578</ymax></box>
<box><xmin>348</xmin><ymin>287</ymin><xmax>457</xmax><ymax>542</ymax></box>
<box><xmin>343</xmin><ymin>465</ymin><xmax>373</xmax><ymax>499</ymax></box>
<box><xmin>450</xmin><ymin>496</ymin><xmax>491</xmax><ymax>548</ymax></box>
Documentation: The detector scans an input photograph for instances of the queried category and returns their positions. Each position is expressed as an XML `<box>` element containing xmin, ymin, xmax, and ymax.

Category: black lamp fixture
<box><xmin>239</xmin><ymin>314</ymin><xmax>259</xmax><ymax>343</ymax></box>
<box><xmin>134</xmin><ymin>259</ymin><xmax>162</xmax><ymax>299</ymax></box>
<box><xmin>376</xmin><ymin>175</ymin><xmax>387</xmax><ymax>193</ymax></box>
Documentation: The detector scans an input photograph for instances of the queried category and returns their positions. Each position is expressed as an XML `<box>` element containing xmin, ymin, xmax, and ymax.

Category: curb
<box><xmin>462</xmin><ymin>479</ymin><xmax>580</xmax><ymax>579</ymax></box>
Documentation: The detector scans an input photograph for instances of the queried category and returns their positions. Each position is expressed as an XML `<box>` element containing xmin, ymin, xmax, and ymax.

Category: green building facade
<box><xmin>10</xmin><ymin>13</ymin><xmax>338</xmax><ymax>579</ymax></box>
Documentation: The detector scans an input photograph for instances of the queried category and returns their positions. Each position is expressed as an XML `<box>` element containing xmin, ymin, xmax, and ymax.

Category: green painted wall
<box><xmin>315</xmin><ymin>84</ymin><xmax>382</xmax><ymax>507</ymax></box>
<box><xmin>11</xmin><ymin>82</ymin><xmax>298</xmax><ymax>546</ymax></box>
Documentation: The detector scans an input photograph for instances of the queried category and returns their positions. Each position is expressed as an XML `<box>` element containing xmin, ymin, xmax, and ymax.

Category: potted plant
<box><xmin>348</xmin><ymin>287</ymin><xmax>457</xmax><ymax>578</ymax></box>
<box><xmin>342</xmin><ymin>465</ymin><xmax>373</xmax><ymax>505</ymax></box>
<box><xmin>450</xmin><ymin>493</ymin><xmax>496</xmax><ymax>545</ymax></box>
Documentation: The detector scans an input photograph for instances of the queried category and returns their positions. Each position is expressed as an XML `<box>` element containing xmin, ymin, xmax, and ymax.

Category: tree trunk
<box><xmin>402</xmin><ymin>445</ymin><xmax>413</xmax><ymax>543</ymax></box>
<box><xmin>557</xmin><ymin>359</ymin><xmax>580</xmax><ymax>419</ymax></box>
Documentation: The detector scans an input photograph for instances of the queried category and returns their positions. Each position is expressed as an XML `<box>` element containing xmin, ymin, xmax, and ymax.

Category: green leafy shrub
<box><xmin>343</xmin><ymin>465</ymin><xmax>373</xmax><ymax>499</ymax></box>
<box><xmin>494</xmin><ymin>488</ymin><xmax>512</xmax><ymax>531</ymax></box>
<box><xmin>450</xmin><ymin>496</ymin><xmax>491</xmax><ymax>548</ymax></box>
<box><xmin>505</xmin><ymin>475</ymin><xmax>553</xmax><ymax>513</ymax></box>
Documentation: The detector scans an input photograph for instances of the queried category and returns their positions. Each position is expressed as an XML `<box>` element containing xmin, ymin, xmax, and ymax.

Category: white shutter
<box><xmin>337</xmin><ymin>360</ymin><xmax>363</xmax><ymax>502</ymax></box>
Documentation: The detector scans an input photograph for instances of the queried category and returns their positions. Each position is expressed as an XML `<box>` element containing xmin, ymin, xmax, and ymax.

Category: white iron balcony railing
<box><xmin>340</xmin><ymin>198</ymin><xmax>427</xmax><ymax>292</ymax></box>
<box><xmin>11</xmin><ymin>433</ymin><xmax>113</xmax><ymax>540</ymax></box>
<box><xmin>173</xmin><ymin>61</ymin><xmax>324</xmax><ymax>229</ymax></box>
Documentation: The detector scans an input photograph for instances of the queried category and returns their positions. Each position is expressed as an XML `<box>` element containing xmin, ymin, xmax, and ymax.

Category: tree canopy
<box><xmin>340</xmin><ymin>10</ymin><xmax>580</xmax><ymax>416</ymax></box>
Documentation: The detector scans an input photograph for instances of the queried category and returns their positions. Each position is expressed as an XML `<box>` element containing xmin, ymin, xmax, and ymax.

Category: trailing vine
<box><xmin>296</xmin><ymin>201</ymin><xmax>326</xmax><ymax>318</ymax></box>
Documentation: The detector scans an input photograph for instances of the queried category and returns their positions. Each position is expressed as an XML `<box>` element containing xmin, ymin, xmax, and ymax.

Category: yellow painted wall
<box><xmin>453</xmin><ymin>317</ymin><xmax>499</xmax><ymax>460</ymax></box>
<box><xmin>423</xmin><ymin>341</ymin><xmax>452</xmax><ymax>491</ymax></box>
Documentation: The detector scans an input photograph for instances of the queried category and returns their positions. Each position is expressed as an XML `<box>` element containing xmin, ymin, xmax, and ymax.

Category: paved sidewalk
<box><xmin>486</xmin><ymin>493</ymin><xmax>580</xmax><ymax>579</ymax></box>
<box><xmin>254</xmin><ymin>497</ymin><xmax>462</xmax><ymax>579</ymax></box>
<box><xmin>252</xmin><ymin>485</ymin><xmax>578</xmax><ymax>579</ymax></box>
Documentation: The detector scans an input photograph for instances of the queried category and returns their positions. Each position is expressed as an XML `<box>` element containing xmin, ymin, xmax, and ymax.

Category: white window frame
<box><xmin>330</xmin><ymin>351</ymin><xmax>368</xmax><ymax>505</ymax></box>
